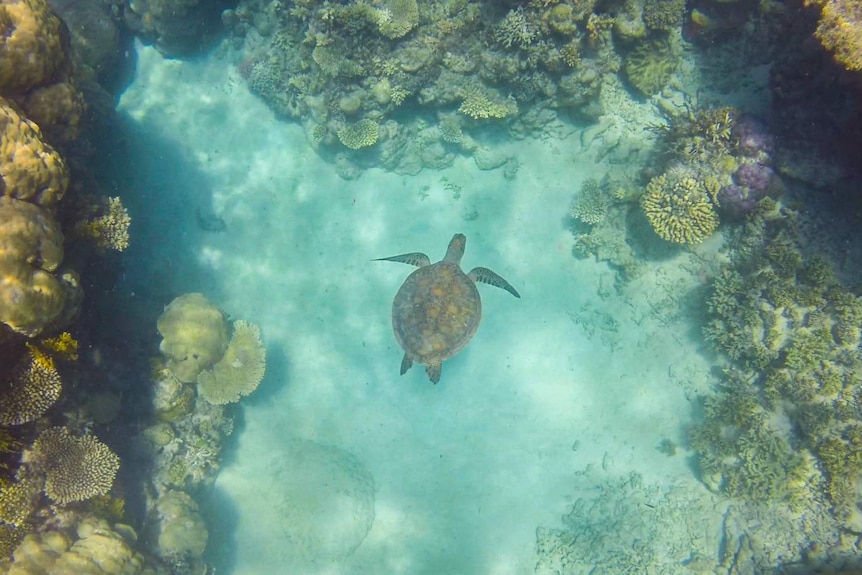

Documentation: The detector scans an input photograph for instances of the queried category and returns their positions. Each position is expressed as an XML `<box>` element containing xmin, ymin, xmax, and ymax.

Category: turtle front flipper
<box><xmin>426</xmin><ymin>361</ymin><xmax>442</xmax><ymax>384</ymax></box>
<box><xmin>374</xmin><ymin>252</ymin><xmax>431</xmax><ymax>267</ymax></box>
<box><xmin>400</xmin><ymin>353</ymin><xmax>413</xmax><ymax>375</ymax></box>
<box><xmin>468</xmin><ymin>267</ymin><xmax>521</xmax><ymax>298</ymax></box>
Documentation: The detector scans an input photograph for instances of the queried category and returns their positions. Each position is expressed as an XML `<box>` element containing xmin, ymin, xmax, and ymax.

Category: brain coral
<box><xmin>196</xmin><ymin>320</ymin><xmax>266</xmax><ymax>405</ymax></box>
<box><xmin>0</xmin><ymin>345</ymin><xmax>62</xmax><ymax>425</ymax></box>
<box><xmin>0</xmin><ymin>97</ymin><xmax>69</xmax><ymax>206</ymax></box>
<box><xmin>641</xmin><ymin>171</ymin><xmax>719</xmax><ymax>244</ymax></box>
<box><xmin>623</xmin><ymin>38</ymin><xmax>678</xmax><ymax>96</ymax></box>
<box><xmin>30</xmin><ymin>427</ymin><xmax>120</xmax><ymax>504</ymax></box>
<box><xmin>157</xmin><ymin>293</ymin><xmax>229</xmax><ymax>383</ymax></box>
<box><xmin>0</xmin><ymin>0</ymin><xmax>65</xmax><ymax>93</ymax></box>
<box><xmin>0</xmin><ymin>198</ymin><xmax>80</xmax><ymax>337</ymax></box>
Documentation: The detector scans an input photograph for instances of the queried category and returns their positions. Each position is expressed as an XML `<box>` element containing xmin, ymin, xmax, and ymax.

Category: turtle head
<box><xmin>444</xmin><ymin>233</ymin><xmax>466</xmax><ymax>263</ymax></box>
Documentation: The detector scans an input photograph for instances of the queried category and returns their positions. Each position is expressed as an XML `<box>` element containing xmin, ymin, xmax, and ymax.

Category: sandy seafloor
<box><xmin>117</xmin><ymin>42</ymin><xmax>726</xmax><ymax>575</ymax></box>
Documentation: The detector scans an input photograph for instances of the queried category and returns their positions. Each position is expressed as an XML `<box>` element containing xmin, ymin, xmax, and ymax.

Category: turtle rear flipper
<box><xmin>426</xmin><ymin>361</ymin><xmax>442</xmax><ymax>384</ymax></box>
<box><xmin>374</xmin><ymin>252</ymin><xmax>431</xmax><ymax>267</ymax></box>
<box><xmin>400</xmin><ymin>353</ymin><xmax>413</xmax><ymax>375</ymax></box>
<box><xmin>468</xmin><ymin>267</ymin><xmax>521</xmax><ymax>298</ymax></box>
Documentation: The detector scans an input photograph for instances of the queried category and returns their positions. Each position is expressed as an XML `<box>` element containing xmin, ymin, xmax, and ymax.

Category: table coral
<box><xmin>0</xmin><ymin>345</ymin><xmax>62</xmax><ymax>425</ymax></box>
<box><xmin>641</xmin><ymin>170</ymin><xmax>719</xmax><ymax>244</ymax></box>
<box><xmin>0</xmin><ymin>198</ymin><xmax>80</xmax><ymax>337</ymax></box>
<box><xmin>157</xmin><ymin>293</ymin><xmax>229</xmax><ymax>383</ymax></box>
<box><xmin>0</xmin><ymin>0</ymin><xmax>65</xmax><ymax>93</ymax></box>
<box><xmin>0</xmin><ymin>98</ymin><xmax>69</xmax><ymax>207</ymax></box>
<box><xmin>30</xmin><ymin>427</ymin><xmax>120</xmax><ymax>505</ymax></box>
<box><xmin>196</xmin><ymin>320</ymin><xmax>266</xmax><ymax>405</ymax></box>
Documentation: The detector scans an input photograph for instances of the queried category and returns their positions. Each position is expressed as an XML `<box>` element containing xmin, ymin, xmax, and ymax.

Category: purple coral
<box><xmin>734</xmin><ymin>162</ymin><xmax>776</xmax><ymax>193</ymax></box>
<box><xmin>717</xmin><ymin>163</ymin><xmax>784</xmax><ymax>219</ymax></box>
<box><xmin>733</xmin><ymin>115</ymin><xmax>775</xmax><ymax>159</ymax></box>
<box><xmin>717</xmin><ymin>184</ymin><xmax>760</xmax><ymax>219</ymax></box>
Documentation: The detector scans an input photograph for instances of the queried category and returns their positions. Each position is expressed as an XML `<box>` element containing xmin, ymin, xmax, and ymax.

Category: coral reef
<box><xmin>196</xmin><ymin>320</ymin><xmax>266</xmax><ymax>405</ymax></box>
<box><xmin>156</xmin><ymin>293</ymin><xmax>229</xmax><ymax>383</ymax></box>
<box><xmin>28</xmin><ymin>427</ymin><xmax>120</xmax><ymax>504</ymax></box>
<box><xmin>641</xmin><ymin>169</ymin><xmax>719</xmax><ymax>244</ymax></box>
<box><xmin>0</xmin><ymin>198</ymin><xmax>82</xmax><ymax>337</ymax></box>
<box><xmin>337</xmin><ymin>119</ymin><xmax>379</xmax><ymax>150</ymax></box>
<box><xmin>0</xmin><ymin>345</ymin><xmax>62</xmax><ymax>425</ymax></box>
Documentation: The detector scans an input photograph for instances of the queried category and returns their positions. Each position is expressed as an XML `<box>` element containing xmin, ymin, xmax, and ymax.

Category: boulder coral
<box><xmin>0</xmin><ymin>198</ymin><xmax>81</xmax><ymax>337</ymax></box>
<box><xmin>0</xmin><ymin>98</ymin><xmax>69</xmax><ymax>207</ymax></box>
<box><xmin>153</xmin><ymin>490</ymin><xmax>208</xmax><ymax>560</ymax></box>
<box><xmin>196</xmin><ymin>320</ymin><xmax>266</xmax><ymax>405</ymax></box>
<box><xmin>0</xmin><ymin>0</ymin><xmax>65</xmax><ymax>93</ymax></box>
<box><xmin>156</xmin><ymin>293</ymin><xmax>229</xmax><ymax>383</ymax></box>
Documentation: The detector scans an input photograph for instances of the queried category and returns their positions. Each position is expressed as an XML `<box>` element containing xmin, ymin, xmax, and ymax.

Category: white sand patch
<box><xmin>119</xmin><ymin>42</ymin><xmax>717</xmax><ymax>575</ymax></box>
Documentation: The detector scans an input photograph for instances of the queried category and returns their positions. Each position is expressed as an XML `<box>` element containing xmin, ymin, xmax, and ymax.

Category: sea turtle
<box><xmin>375</xmin><ymin>233</ymin><xmax>520</xmax><ymax>384</ymax></box>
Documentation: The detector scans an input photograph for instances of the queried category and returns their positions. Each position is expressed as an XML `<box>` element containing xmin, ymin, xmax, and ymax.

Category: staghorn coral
<box><xmin>157</xmin><ymin>293</ymin><xmax>229</xmax><ymax>383</ymax></box>
<box><xmin>806</xmin><ymin>0</ymin><xmax>862</xmax><ymax>71</ymax></box>
<box><xmin>337</xmin><ymin>119</ymin><xmax>379</xmax><ymax>150</ymax></box>
<box><xmin>197</xmin><ymin>320</ymin><xmax>266</xmax><ymax>405</ymax></box>
<box><xmin>0</xmin><ymin>0</ymin><xmax>65</xmax><ymax>93</ymax></box>
<box><xmin>641</xmin><ymin>171</ymin><xmax>719</xmax><ymax>244</ymax></box>
<box><xmin>29</xmin><ymin>427</ymin><xmax>120</xmax><ymax>504</ymax></box>
<box><xmin>0</xmin><ymin>345</ymin><xmax>62</xmax><ymax>425</ymax></box>
<box><xmin>0</xmin><ymin>98</ymin><xmax>69</xmax><ymax>207</ymax></box>
<box><xmin>623</xmin><ymin>37</ymin><xmax>678</xmax><ymax>97</ymax></box>
<box><xmin>1</xmin><ymin>516</ymin><xmax>145</xmax><ymax>575</ymax></box>
<box><xmin>73</xmin><ymin>196</ymin><xmax>132</xmax><ymax>252</ymax></box>
<box><xmin>0</xmin><ymin>198</ymin><xmax>81</xmax><ymax>337</ymax></box>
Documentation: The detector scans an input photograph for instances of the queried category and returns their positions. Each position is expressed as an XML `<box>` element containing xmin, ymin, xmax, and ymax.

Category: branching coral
<box><xmin>29</xmin><ymin>427</ymin><xmax>120</xmax><ymax>504</ymax></box>
<box><xmin>375</xmin><ymin>0</ymin><xmax>419</xmax><ymax>40</ymax></box>
<box><xmin>73</xmin><ymin>196</ymin><xmax>132</xmax><ymax>252</ymax></box>
<box><xmin>197</xmin><ymin>320</ymin><xmax>266</xmax><ymax>405</ymax></box>
<box><xmin>494</xmin><ymin>7</ymin><xmax>537</xmax><ymax>49</ymax></box>
<box><xmin>337</xmin><ymin>119</ymin><xmax>379</xmax><ymax>149</ymax></box>
<box><xmin>458</xmin><ymin>91</ymin><xmax>518</xmax><ymax>120</ymax></box>
<box><xmin>0</xmin><ymin>344</ymin><xmax>62</xmax><ymax>425</ymax></box>
<box><xmin>0</xmin><ymin>97</ymin><xmax>69</xmax><ymax>207</ymax></box>
<box><xmin>641</xmin><ymin>170</ymin><xmax>719</xmax><ymax>244</ymax></box>
<box><xmin>571</xmin><ymin>178</ymin><xmax>609</xmax><ymax>225</ymax></box>
<box><xmin>157</xmin><ymin>293</ymin><xmax>229</xmax><ymax>383</ymax></box>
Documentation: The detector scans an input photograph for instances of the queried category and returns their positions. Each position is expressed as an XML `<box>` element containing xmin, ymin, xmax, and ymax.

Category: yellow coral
<box><xmin>337</xmin><ymin>119</ymin><xmax>379</xmax><ymax>149</ymax></box>
<box><xmin>39</xmin><ymin>331</ymin><xmax>79</xmax><ymax>361</ymax></box>
<box><xmin>0</xmin><ymin>0</ymin><xmax>65</xmax><ymax>93</ymax></box>
<box><xmin>458</xmin><ymin>91</ymin><xmax>518</xmax><ymax>120</ymax></box>
<box><xmin>197</xmin><ymin>320</ymin><xmax>266</xmax><ymax>405</ymax></box>
<box><xmin>641</xmin><ymin>171</ymin><xmax>719</xmax><ymax>244</ymax></box>
<box><xmin>807</xmin><ymin>0</ymin><xmax>862</xmax><ymax>71</ymax></box>
<box><xmin>0</xmin><ymin>197</ymin><xmax>80</xmax><ymax>337</ymax></box>
<box><xmin>30</xmin><ymin>427</ymin><xmax>120</xmax><ymax>504</ymax></box>
<box><xmin>0</xmin><ymin>97</ymin><xmax>69</xmax><ymax>206</ymax></box>
<box><xmin>157</xmin><ymin>293</ymin><xmax>229</xmax><ymax>383</ymax></box>
<box><xmin>74</xmin><ymin>197</ymin><xmax>132</xmax><ymax>252</ymax></box>
<box><xmin>0</xmin><ymin>346</ymin><xmax>62</xmax><ymax>425</ymax></box>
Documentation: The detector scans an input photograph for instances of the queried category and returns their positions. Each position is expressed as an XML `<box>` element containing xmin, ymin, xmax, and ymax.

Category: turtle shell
<box><xmin>392</xmin><ymin>261</ymin><xmax>481</xmax><ymax>364</ymax></box>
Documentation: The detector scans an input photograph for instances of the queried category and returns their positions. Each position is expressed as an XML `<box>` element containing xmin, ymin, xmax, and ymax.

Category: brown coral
<box><xmin>30</xmin><ymin>427</ymin><xmax>120</xmax><ymax>504</ymax></box>
<box><xmin>0</xmin><ymin>0</ymin><xmax>66</xmax><ymax>93</ymax></box>
<box><xmin>0</xmin><ymin>197</ymin><xmax>80</xmax><ymax>337</ymax></box>
<box><xmin>197</xmin><ymin>320</ymin><xmax>266</xmax><ymax>405</ymax></box>
<box><xmin>0</xmin><ymin>345</ymin><xmax>62</xmax><ymax>425</ymax></box>
<box><xmin>0</xmin><ymin>97</ymin><xmax>69</xmax><ymax>206</ymax></box>
<box><xmin>17</xmin><ymin>80</ymin><xmax>86</xmax><ymax>144</ymax></box>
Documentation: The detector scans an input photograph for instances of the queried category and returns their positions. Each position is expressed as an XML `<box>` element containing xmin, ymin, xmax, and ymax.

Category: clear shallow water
<box><xmin>119</xmin><ymin>42</ymin><xmax>724</xmax><ymax>575</ymax></box>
